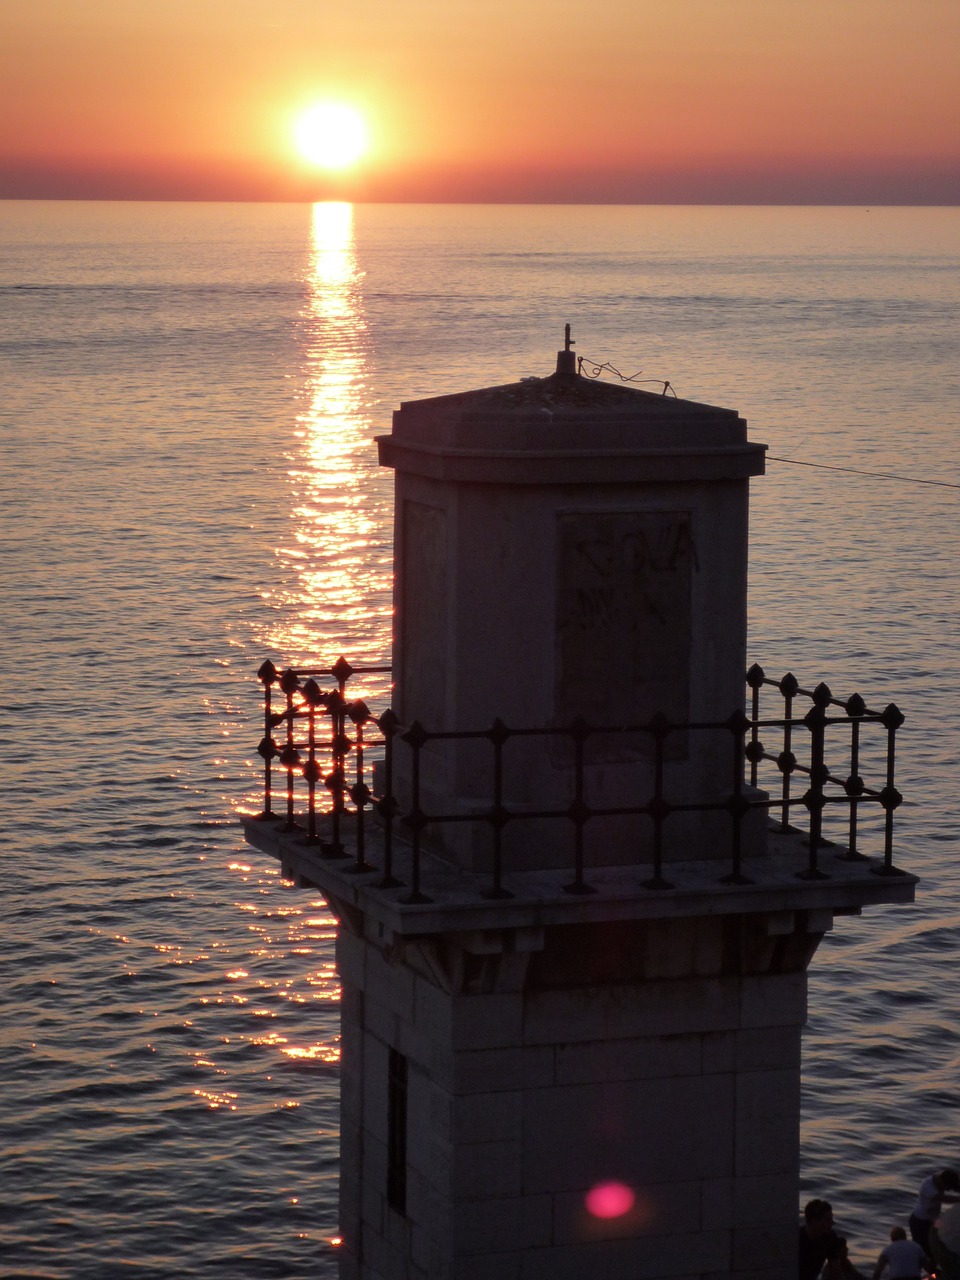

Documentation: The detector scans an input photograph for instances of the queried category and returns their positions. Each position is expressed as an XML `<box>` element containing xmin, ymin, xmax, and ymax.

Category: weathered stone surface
<box><xmin>380</xmin><ymin>366</ymin><xmax>763</xmax><ymax>874</ymax></box>
<box><xmin>554</xmin><ymin>1032</ymin><xmax>702</xmax><ymax>1086</ymax></box>
<box><xmin>337</xmin><ymin>912</ymin><xmax>820</xmax><ymax>1279</ymax></box>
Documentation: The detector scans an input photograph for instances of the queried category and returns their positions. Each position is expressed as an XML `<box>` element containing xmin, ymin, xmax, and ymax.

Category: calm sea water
<box><xmin>2</xmin><ymin>201</ymin><xmax>959</xmax><ymax>1276</ymax></box>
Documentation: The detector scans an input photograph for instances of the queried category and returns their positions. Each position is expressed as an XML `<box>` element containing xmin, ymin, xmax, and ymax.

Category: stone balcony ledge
<box><xmin>241</xmin><ymin>811</ymin><xmax>916</xmax><ymax>940</ymax></box>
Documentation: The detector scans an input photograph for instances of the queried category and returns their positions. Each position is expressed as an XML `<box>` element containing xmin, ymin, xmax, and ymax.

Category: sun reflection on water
<box><xmin>282</xmin><ymin>1042</ymin><xmax>341</xmax><ymax>1064</ymax></box>
<box><xmin>264</xmin><ymin>201</ymin><xmax>393</xmax><ymax>666</ymax></box>
<box><xmin>193</xmin><ymin>1088</ymin><xmax>239</xmax><ymax>1111</ymax></box>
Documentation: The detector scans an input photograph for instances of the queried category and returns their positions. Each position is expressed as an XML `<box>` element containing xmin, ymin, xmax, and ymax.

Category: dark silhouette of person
<box><xmin>800</xmin><ymin>1198</ymin><xmax>845</xmax><ymax>1280</ymax></box>
<box><xmin>910</xmin><ymin>1168</ymin><xmax>960</xmax><ymax>1254</ymax></box>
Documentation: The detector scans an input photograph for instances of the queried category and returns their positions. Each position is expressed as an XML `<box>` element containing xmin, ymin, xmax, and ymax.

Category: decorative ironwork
<box><xmin>252</xmin><ymin>658</ymin><xmax>908</xmax><ymax>901</ymax></box>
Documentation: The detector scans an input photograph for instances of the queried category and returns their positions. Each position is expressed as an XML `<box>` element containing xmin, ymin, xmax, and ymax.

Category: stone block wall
<box><xmin>336</xmin><ymin>912</ymin><xmax>820</xmax><ymax>1280</ymax></box>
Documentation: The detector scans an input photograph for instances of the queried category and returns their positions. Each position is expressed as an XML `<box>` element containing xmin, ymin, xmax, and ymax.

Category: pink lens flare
<box><xmin>585</xmin><ymin>1180</ymin><xmax>636</xmax><ymax>1219</ymax></box>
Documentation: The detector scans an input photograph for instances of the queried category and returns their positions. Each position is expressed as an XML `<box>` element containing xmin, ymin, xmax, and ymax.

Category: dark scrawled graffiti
<box><xmin>556</xmin><ymin>511</ymin><xmax>695</xmax><ymax>756</ymax></box>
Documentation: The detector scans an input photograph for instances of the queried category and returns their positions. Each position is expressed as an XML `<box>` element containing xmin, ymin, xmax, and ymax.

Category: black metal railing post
<box><xmin>332</xmin><ymin>655</ymin><xmax>354</xmax><ymax>701</ymax></box>
<box><xmin>331</xmin><ymin>689</ymin><xmax>346</xmax><ymax>853</ymax></box>
<box><xmin>319</xmin><ymin>689</ymin><xmax>348</xmax><ymax>859</ymax></box>
<box><xmin>564</xmin><ymin>718</ymin><xmax>596</xmax><ymax>896</ymax></box>
<box><xmin>873</xmin><ymin>703</ymin><xmax>906</xmax><ymax>877</ymax></box>
<box><xmin>346</xmin><ymin>701</ymin><xmax>375</xmax><ymax>874</ymax></box>
<box><xmin>778</xmin><ymin>672</ymin><xmax>799</xmax><ymax>831</ymax></box>
<box><xmin>720</xmin><ymin>709</ymin><xmax>752</xmax><ymax>885</ymax></box>
<box><xmin>746</xmin><ymin>664</ymin><xmax>764</xmax><ymax>789</ymax></box>
<box><xmin>256</xmin><ymin>659</ymin><xmax>279</xmax><ymax>819</ymax></box>
<box><xmin>798</xmin><ymin>685</ymin><xmax>831</xmax><ymax>880</ymax></box>
<box><xmin>301</xmin><ymin>678</ymin><xmax>325</xmax><ymax>844</ymax></box>
<box><xmin>278</xmin><ymin>667</ymin><xmax>301</xmax><ymax>831</ymax></box>
<box><xmin>839</xmin><ymin>692</ymin><xmax>867</xmax><ymax>861</ymax></box>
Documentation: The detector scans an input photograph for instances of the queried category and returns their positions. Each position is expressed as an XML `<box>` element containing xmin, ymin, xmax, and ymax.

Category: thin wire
<box><xmin>577</xmin><ymin>355</ymin><xmax>677</xmax><ymax>396</ymax></box>
<box><xmin>768</xmin><ymin>456</ymin><xmax>960</xmax><ymax>490</ymax></box>
<box><xmin>577</xmin><ymin>360</ymin><xmax>957</xmax><ymax>490</ymax></box>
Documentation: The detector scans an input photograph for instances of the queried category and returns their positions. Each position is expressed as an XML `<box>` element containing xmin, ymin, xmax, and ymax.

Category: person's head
<box><xmin>939</xmin><ymin>1169</ymin><xmax>960</xmax><ymax>1193</ymax></box>
<box><xmin>804</xmin><ymin>1199</ymin><xmax>834</xmax><ymax>1237</ymax></box>
<box><xmin>890</xmin><ymin>1226</ymin><xmax>907</xmax><ymax>1242</ymax></box>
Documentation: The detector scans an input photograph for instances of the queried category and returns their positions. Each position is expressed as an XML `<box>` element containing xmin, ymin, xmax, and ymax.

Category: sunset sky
<box><xmin>2</xmin><ymin>0</ymin><xmax>958</xmax><ymax>203</ymax></box>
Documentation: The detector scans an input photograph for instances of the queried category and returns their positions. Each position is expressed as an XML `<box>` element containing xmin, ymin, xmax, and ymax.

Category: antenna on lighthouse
<box><xmin>555</xmin><ymin>322</ymin><xmax>577</xmax><ymax>376</ymax></box>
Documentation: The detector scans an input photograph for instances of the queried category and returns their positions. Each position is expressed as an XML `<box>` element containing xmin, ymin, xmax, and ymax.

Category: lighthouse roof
<box><xmin>388</xmin><ymin>366</ymin><xmax>754</xmax><ymax>458</ymax></box>
<box><xmin>401</xmin><ymin>364</ymin><xmax>727</xmax><ymax>415</ymax></box>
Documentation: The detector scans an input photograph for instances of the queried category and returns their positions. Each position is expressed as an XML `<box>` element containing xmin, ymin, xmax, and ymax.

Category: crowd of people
<box><xmin>800</xmin><ymin>1169</ymin><xmax>960</xmax><ymax>1279</ymax></box>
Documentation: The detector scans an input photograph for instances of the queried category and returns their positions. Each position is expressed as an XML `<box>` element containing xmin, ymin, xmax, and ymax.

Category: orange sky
<box><xmin>1</xmin><ymin>0</ymin><xmax>958</xmax><ymax>202</ymax></box>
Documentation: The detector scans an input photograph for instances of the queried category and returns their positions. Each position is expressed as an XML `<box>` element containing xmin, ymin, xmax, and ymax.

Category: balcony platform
<box><xmin>241</xmin><ymin>810</ymin><xmax>916</xmax><ymax>939</ymax></box>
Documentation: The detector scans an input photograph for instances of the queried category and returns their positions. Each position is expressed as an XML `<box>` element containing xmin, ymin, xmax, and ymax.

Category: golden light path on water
<box><xmin>239</xmin><ymin>203</ymin><xmax>399</xmax><ymax>1077</ymax></box>
<box><xmin>242</xmin><ymin>206</ymin><xmax>397</xmax><ymax>1072</ymax></box>
<box><xmin>265</xmin><ymin>201</ymin><xmax>393</xmax><ymax>673</ymax></box>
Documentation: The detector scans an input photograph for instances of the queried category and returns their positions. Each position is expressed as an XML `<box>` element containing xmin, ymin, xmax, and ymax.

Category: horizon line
<box><xmin>2</xmin><ymin>195</ymin><xmax>958</xmax><ymax>208</ymax></box>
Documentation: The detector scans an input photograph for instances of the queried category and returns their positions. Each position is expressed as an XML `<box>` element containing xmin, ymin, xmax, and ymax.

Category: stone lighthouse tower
<box><xmin>243</xmin><ymin>331</ymin><xmax>915</xmax><ymax>1280</ymax></box>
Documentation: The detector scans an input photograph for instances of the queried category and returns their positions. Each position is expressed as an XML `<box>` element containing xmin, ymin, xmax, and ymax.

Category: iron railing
<box><xmin>251</xmin><ymin>657</ymin><xmax>907</xmax><ymax>903</ymax></box>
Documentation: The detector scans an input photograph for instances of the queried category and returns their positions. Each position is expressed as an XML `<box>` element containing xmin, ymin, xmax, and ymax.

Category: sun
<box><xmin>294</xmin><ymin>104</ymin><xmax>368</xmax><ymax>171</ymax></box>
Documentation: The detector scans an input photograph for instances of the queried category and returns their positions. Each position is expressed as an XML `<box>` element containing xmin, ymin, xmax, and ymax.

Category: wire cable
<box><xmin>577</xmin><ymin>355</ymin><xmax>677</xmax><ymax>396</ymax></box>
<box><xmin>767</xmin><ymin>456</ymin><xmax>960</xmax><ymax>490</ymax></box>
<box><xmin>578</xmin><ymin>359</ymin><xmax>958</xmax><ymax>490</ymax></box>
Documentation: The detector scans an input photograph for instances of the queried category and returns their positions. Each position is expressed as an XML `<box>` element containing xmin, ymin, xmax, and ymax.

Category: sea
<box><xmin>2</xmin><ymin>200</ymin><xmax>959</xmax><ymax>1277</ymax></box>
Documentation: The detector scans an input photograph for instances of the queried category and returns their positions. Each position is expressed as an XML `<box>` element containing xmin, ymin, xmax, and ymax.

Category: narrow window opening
<box><xmin>387</xmin><ymin>1047</ymin><xmax>408</xmax><ymax>1214</ymax></box>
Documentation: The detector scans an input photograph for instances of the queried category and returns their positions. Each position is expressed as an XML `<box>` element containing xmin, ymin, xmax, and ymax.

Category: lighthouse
<box><xmin>243</xmin><ymin>332</ymin><xmax>915</xmax><ymax>1280</ymax></box>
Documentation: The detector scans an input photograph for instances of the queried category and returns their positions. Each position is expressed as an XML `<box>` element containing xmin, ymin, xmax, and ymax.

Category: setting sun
<box><xmin>294</xmin><ymin>104</ymin><xmax>368</xmax><ymax>171</ymax></box>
